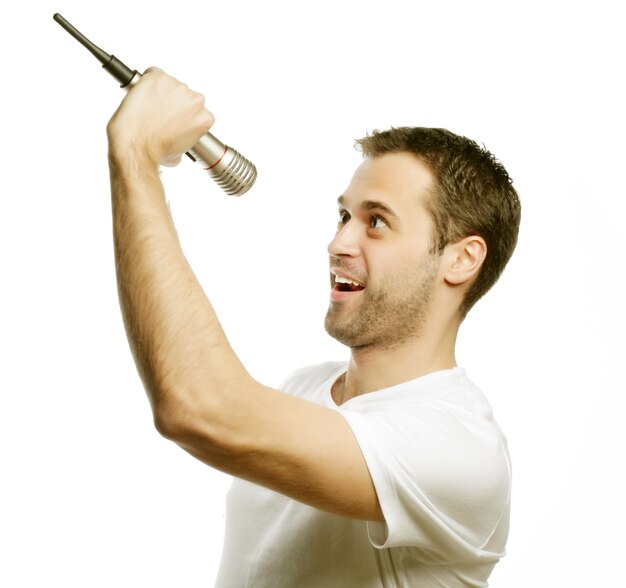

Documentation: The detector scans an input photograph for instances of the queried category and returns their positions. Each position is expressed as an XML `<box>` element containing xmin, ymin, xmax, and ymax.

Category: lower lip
<box><xmin>330</xmin><ymin>287</ymin><xmax>365</xmax><ymax>302</ymax></box>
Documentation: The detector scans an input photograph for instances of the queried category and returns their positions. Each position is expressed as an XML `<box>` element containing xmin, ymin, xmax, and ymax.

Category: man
<box><xmin>107</xmin><ymin>68</ymin><xmax>520</xmax><ymax>587</ymax></box>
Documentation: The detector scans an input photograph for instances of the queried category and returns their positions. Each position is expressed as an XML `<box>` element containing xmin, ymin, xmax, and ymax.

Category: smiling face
<box><xmin>324</xmin><ymin>152</ymin><xmax>442</xmax><ymax>351</ymax></box>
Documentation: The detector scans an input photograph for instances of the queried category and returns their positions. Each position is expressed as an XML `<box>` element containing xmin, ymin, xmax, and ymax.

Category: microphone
<box><xmin>53</xmin><ymin>13</ymin><xmax>257</xmax><ymax>197</ymax></box>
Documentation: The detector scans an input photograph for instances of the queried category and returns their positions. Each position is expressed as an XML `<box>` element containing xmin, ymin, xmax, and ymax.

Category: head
<box><xmin>324</xmin><ymin>127</ymin><xmax>520</xmax><ymax>351</ymax></box>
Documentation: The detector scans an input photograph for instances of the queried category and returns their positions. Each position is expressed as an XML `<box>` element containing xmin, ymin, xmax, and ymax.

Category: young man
<box><xmin>107</xmin><ymin>68</ymin><xmax>520</xmax><ymax>587</ymax></box>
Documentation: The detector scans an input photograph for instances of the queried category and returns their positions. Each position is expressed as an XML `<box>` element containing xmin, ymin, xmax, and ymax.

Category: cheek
<box><xmin>363</xmin><ymin>234</ymin><xmax>434</xmax><ymax>282</ymax></box>
<box><xmin>372</xmin><ymin>250</ymin><xmax>440</xmax><ymax>290</ymax></box>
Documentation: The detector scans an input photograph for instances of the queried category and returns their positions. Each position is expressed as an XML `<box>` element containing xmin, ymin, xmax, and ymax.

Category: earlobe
<box><xmin>443</xmin><ymin>236</ymin><xmax>487</xmax><ymax>286</ymax></box>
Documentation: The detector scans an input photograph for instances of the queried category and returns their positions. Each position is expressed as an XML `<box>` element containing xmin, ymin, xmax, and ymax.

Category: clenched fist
<box><xmin>106</xmin><ymin>67</ymin><xmax>215</xmax><ymax>167</ymax></box>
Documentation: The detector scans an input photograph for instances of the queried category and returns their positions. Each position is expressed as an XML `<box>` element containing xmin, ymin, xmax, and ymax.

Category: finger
<box><xmin>142</xmin><ymin>66</ymin><xmax>163</xmax><ymax>76</ymax></box>
<box><xmin>160</xmin><ymin>153</ymin><xmax>183</xmax><ymax>168</ymax></box>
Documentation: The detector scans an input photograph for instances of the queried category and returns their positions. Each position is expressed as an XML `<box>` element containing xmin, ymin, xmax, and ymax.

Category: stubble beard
<box><xmin>324</xmin><ymin>256</ymin><xmax>441</xmax><ymax>352</ymax></box>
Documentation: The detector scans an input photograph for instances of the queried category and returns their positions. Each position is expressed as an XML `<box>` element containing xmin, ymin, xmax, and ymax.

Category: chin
<box><xmin>324</xmin><ymin>314</ymin><xmax>373</xmax><ymax>349</ymax></box>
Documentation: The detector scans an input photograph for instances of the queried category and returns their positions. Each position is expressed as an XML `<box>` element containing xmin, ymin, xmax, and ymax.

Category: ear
<box><xmin>443</xmin><ymin>236</ymin><xmax>487</xmax><ymax>286</ymax></box>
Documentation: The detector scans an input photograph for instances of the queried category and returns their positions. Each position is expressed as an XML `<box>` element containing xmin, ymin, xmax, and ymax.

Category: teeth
<box><xmin>335</xmin><ymin>275</ymin><xmax>362</xmax><ymax>287</ymax></box>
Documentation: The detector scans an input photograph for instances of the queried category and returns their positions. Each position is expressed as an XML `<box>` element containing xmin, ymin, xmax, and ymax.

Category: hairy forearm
<box><xmin>109</xmin><ymin>149</ymin><xmax>247</xmax><ymax>431</ymax></box>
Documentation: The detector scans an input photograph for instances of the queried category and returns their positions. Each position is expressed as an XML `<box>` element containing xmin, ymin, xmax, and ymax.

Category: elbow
<box><xmin>151</xmin><ymin>395</ymin><xmax>244</xmax><ymax>471</ymax></box>
<box><xmin>153</xmin><ymin>400</ymin><xmax>186</xmax><ymax>441</ymax></box>
<box><xmin>151</xmin><ymin>384</ymin><xmax>200</xmax><ymax>442</ymax></box>
<box><xmin>150</xmin><ymin>388</ymin><xmax>233</xmax><ymax>454</ymax></box>
<box><xmin>148</xmin><ymin>373</ymin><xmax>258</xmax><ymax>459</ymax></box>
<box><xmin>147</xmin><ymin>376</ymin><xmax>201</xmax><ymax>441</ymax></box>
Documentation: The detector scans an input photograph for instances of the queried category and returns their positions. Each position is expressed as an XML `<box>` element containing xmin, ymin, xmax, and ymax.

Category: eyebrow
<box><xmin>337</xmin><ymin>195</ymin><xmax>400</xmax><ymax>221</ymax></box>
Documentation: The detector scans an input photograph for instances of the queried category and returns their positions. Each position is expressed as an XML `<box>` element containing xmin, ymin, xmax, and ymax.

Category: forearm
<box><xmin>109</xmin><ymin>148</ymin><xmax>248</xmax><ymax>431</ymax></box>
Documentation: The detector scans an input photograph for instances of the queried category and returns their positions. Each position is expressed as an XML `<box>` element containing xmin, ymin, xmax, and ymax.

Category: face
<box><xmin>324</xmin><ymin>152</ymin><xmax>441</xmax><ymax>351</ymax></box>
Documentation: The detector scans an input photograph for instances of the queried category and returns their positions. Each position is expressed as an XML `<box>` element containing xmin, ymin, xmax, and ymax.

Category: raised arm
<box><xmin>107</xmin><ymin>68</ymin><xmax>383</xmax><ymax>521</ymax></box>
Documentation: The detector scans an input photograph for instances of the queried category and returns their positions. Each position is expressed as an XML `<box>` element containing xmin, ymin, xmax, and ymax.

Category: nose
<box><xmin>327</xmin><ymin>220</ymin><xmax>360</xmax><ymax>258</ymax></box>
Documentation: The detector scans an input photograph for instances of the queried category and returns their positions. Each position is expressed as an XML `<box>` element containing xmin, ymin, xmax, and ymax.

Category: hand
<box><xmin>106</xmin><ymin>67</ymin><xmax>215</xmax><ymax>167</ymax></box>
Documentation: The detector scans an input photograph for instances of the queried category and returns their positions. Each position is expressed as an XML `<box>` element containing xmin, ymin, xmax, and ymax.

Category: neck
<box><xmin>333</xmin><ymin>313</ymin><xmax>460</xmax><ymax>405</ymax></box>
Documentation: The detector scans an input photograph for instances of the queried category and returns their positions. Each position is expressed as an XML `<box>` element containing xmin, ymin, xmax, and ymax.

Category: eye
<box><xmin>370</xmin><ymin>216</ymin><xmax>388</xmax><ymax>229</ymax></box>
<box><xmin>338</xmin><ymin>210</ymin><xmax>351</xmax><ymax>225</ymax></box>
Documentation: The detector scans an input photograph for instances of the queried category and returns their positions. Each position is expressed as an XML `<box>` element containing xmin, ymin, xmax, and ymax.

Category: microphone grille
<box><xmin>208</xmin><ymin>147</ymin><xmax>257</xmax><ymax>196</ymax></box>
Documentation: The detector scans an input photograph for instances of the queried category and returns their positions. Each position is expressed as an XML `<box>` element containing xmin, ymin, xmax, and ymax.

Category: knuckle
<box><xmin>204</xmin><ymin>110</ymin><xmax>215</xmax><ymax>127</ymax></box>
<box><xmin>143</xmin><ymin>66</ymin><xmax>161</xmax><ymax>77</ymax></box>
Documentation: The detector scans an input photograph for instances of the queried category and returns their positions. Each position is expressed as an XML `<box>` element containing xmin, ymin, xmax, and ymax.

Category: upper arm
<box><xmin>161</xmin><ymin>379</ymin><xmax>385</xmax><ymax>522</ymax></box>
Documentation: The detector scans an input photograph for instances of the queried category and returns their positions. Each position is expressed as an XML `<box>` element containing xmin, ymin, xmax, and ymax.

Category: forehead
<box><xmin>342</xmin><ymin>152</ymin><xmax>434</xmax><ymax>211</ymax></box>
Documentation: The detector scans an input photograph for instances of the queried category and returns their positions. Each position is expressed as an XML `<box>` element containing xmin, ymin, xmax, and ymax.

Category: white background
<box><xmin>1</xmin><ymin>1</ymin><xmax>624</xmax><ymax>586</ymax></box>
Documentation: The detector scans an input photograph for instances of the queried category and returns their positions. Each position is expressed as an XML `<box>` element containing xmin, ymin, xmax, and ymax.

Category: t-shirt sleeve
<box><xmin>339</xmin><ymin>402</ymin><xmax>511</xmax><ymax>563</ymax></box>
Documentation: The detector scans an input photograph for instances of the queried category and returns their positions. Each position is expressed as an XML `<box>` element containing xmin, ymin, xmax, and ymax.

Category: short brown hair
<box><xmin>356</xmin><ymin>127</ymin><xmax>521</xmax><ymax>318</ymax></box>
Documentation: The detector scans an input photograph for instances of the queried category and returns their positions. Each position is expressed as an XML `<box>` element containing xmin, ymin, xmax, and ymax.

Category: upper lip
<box><xmin>330</xmin><ymin>267</ymin><xmax>365</xmax><ymax>287</ymax></box>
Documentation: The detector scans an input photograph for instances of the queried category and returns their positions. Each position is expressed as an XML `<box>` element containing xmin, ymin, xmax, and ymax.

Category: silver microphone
<box><xmin>187</xmin><ymin>133</ymin><xmax>257</xmax><ymax>197</ymax></box>
<box><xmin>53</xmin><ymin>13</ymin><xmax>257</xmax><ymax>197</ymax></box>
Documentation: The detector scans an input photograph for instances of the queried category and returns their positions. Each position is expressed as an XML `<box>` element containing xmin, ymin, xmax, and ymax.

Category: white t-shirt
<box><xmin>215</xmin><ymin>362</ymin><xmax>511</xmax><ymax>587</ymax></box>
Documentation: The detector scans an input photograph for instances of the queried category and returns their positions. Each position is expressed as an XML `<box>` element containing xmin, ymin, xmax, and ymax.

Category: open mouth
<box><xmin>333</xmin><ymin>275</ymin><xmax>365</xmax><ymax>293</ymax></box>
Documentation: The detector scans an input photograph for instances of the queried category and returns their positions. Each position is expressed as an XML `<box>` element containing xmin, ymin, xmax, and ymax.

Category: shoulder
<box><xmin>341</xmin><ymin>368</ymin><xmax>511</xmax><ymax>511</ymax></box>
<box><xmin>339</xmin><ymin>369</ymin><xmax>511</xmax><ymax>553</ymax></box>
